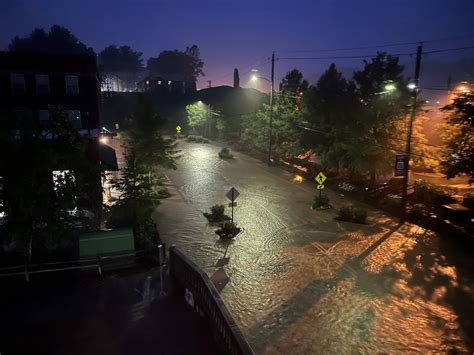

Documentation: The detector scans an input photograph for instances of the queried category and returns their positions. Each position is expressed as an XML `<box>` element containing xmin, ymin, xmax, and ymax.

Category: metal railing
<box><xmin>0</xmin><ymin>250</ymin><xmax>144</xmax><ymax>281</ymax></box>
<box><xmin>169</xmin><ymin>246</ymin><xmax>253</xmax><ymax>355</ymax></box>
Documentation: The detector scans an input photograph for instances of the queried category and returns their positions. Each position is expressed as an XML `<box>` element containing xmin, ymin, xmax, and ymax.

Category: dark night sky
<box><xmin>1</xmin><ymin>0</ymin><xmax>473</xmax><ymax>98</ymax></box>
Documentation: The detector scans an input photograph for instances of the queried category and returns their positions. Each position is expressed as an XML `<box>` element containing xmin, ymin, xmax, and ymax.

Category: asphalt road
<box><xmin>154</xmin><ymin>141</ymin><xmax>474</xmax><ymax>354</ymax></box>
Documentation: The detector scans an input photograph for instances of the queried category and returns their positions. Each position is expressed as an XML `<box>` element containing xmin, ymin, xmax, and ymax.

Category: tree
<box><xmin>147</xmin><ymin>45</ymin><xmax>204</xmax><ymax>82</ymax></box>
<box><xmin>111</xmin><ymin>100</ymin><xmax>177</xmax><ymax>231</ymax></box>
<box><xmin>186</xmin><ymin>102</ymin><xmax>208</xmax><ymax>134</ymax></box>
<box><xmin>2</xmin><ymin>107</ymin><xmax>100</xmax><ymax>261</ymax></box>
<box><xmin>240</xmin><ymin>69</ymin><xmax>309</xmax><ymax>157</ymax></box>
<box><xmin>8</xmin><ymin>25</ymin><xmax>94</xmax><ymax>55</ymax></box>
<box><xmin>98</xmin><ymin>45</ymin><xmax>143</xmax><ymax>73</ymax></box>
<box><xmin>280</xmin><ymin>68</ymin><xmax>309</xmax><ymax>94</ymax></box>
<box><xmin>440</xmin><ymin>92</ymin><xmax>474</xmax><ymax>182</ymax></box>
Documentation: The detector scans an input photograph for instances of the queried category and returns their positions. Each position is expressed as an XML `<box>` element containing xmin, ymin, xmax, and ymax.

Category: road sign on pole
<box><xmin>225</xmin><ymin>187</ymin><xmax>240</xmax><ymax>222</ymax></box>
<box><xmin>316</xmin><ymin>185</ymin><xmax>325</xmax><ymax>190</ymax></box>
<box><xmin>315</xmin><ymin>172</ymin><xmax>327</xmax><ymax>185</ymax></box>
<box><xmin>176</xmin><ymin>125</ymin><xmax>182</xmax><ymax>134</ymax></box>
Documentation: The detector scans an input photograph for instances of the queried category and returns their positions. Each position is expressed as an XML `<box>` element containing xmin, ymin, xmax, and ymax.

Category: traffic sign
<box><xmin>316</xmin><ymin>184</ymin><xmax>325</xmax><ymax>190</ymax></box>
<box><xmin>315</xmin><ymin>172</ymin><xmax>327</xmax><ymax>185</ymax></box>
<box><xmin>225</xmin><ymin>187</ymin><xmax>240</xmax><ymax>202</ymax></box>
<box><xmin>176</xmin><ymin>125</ymin><xmax>182</xmax><ymax>134</ymax></box>
<box><xmin>228</xmin><ymin>202</ymin><xmax>237</xmax><ymax>207</ymax></box>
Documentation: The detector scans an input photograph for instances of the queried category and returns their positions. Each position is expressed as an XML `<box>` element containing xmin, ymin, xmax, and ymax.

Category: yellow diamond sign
<box><xmin>315</xmin><ymin>172</ymin><xmax>327</xmax><ymax>185</ymax></box>
<box><xmin>176</xmin><ymin>125</ymin><xmax>182</xmax><ymax>133</ymax></box>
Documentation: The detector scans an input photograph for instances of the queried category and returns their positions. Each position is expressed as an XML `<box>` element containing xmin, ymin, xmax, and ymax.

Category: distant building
<box><xmin>137</xmin><ymin>74</ymin><xmax>196</xmax><ymax>94</ymax></box>
<box><xmin>0</xmin><ymin>51</ymin><xmax>117</xmax><ymax>223</ymax></box>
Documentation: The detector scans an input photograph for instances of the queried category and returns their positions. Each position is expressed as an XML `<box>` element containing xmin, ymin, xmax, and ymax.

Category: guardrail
<box><xmin>169</xmin><ymin>246</ymin><xmax>253</xmax><ymax>355</ymax></box>
<box><xmin>0</xmin><ymin>250</ymin><xmax>144</xmax><ymax>281</ymax></box>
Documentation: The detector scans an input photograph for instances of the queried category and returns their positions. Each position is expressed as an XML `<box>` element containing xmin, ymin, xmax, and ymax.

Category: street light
<box><xmin>384</xmin><ymin>83</ymin><xmax>396</xmax><ymax>93</ymax></box>
<box><xmin>250</xmin><ymin>65</ymin><xmax>275</xmax><ymax>166</ymax></box>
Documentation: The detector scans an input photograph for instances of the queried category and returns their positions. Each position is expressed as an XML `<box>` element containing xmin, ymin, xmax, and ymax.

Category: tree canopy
<box><xmin>8</xmin><ymin>25</ymin><xmax>94</xmax><ymax>56</ymax></box>
<box><xmin>440</xmin><ymin>93</ymin><xmax>474</xmax><ymax>182</ymax></box>
<box><xmin>98</xmin><ymin>45</ymin><xmax>143</xmax><ymax>73</ymax></box>
<box><xmin>147</xmin><ymin>45</ymin><xmax>204</xmax><ymax>81</ymax></box>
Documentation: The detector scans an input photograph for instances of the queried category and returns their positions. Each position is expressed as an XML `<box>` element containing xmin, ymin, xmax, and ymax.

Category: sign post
<box><xmin>175</xmin><ymin>125</ymin><xmax>182</xmax><ymax>136</ymax></box>
<box><xmin>315</xmin><ymin>172</ymin><xmax>327</xmax><ymax>204</ymax></box>
<box><xmin>225</xmin><ymin>187</ymin><xmax>240</xmax><ymax>223</ymax></box>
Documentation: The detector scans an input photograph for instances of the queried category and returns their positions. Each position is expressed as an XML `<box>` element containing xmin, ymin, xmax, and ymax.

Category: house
<box><xmin>137</xmin><ymin>74</ymin><xmax>196</xmax><ymax>94</ymax></box>
<box><xmin>0</xmin><ymin>51</ymin><xmax>118</xmax><ymax>232</ymax></box>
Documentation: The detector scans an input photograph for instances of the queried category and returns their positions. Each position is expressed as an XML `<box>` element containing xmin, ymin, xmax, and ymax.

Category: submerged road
<box><xmin>154</xmin><ymin>141</ymin><xmax>474</xmax><ymax>353</ymax></box>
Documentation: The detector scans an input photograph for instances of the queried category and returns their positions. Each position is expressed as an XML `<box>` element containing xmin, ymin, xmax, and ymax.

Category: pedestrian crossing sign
<box><xmin>315</xmin><ymin>172</ymin><xmax>327</xmax><ymax>185</ymax></box>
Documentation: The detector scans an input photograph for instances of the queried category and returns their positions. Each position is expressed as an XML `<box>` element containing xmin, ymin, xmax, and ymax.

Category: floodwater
<box><xmin>154</xmin><ymin>141</ymin><xmax>474</xmax><ymax>353</ymax></box>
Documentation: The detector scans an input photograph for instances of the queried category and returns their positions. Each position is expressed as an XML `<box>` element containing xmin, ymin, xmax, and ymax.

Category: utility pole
<box><xmin>267</xmin><ymin>52</ymin><xmax>275</xmax><ymax>166</ymax></box>
<box><xmin>401</xmin><ymin>44</ymin><xmax>423</xmax><ymax>223</ymax></box>
<box><xmin>207</xmin><ymin>80</ymin><xmax>211</xmax><ymax>88</ymax></box>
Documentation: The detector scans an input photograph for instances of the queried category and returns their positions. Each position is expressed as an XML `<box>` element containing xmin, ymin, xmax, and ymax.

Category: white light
<box><xmin>99</xmin><ymin>136</ymin><xmax>108</xmax><ymax>144</ymax></box>
<box><xmin>407</xmin><ymin>82</ymin><xmax>417</xmax><ymax>90</ymax></box>
<box><xmin>146</xmin><ymin>80</ymin><xmax>149</xmax><ymax>85</ymax></box>
<box><xmin>251</xmin><ymin>75</ymin><xmax>258</xmax><ymax>82</ymax></box>
<box><xmin>425</xmin><ymin>100</ymin><xmax>430</xmax><ymax>103</ymax></box>
<box><xmin>436</xmin><ymin>101</ymin><xmax>440</xmax><ymax>104</ymax></box>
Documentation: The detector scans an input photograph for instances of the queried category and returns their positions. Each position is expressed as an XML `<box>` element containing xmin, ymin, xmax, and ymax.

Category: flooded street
<box><xmin>154</xmin><ymin>141</ymin><xmax>474</xmax><ymax>353</ymax></box>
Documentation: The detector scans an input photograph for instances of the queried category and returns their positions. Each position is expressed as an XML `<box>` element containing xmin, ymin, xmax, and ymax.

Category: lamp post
<box><xmin>251</xmin><ymin>52</ymin><xmax>275</xmax><ymax>166</ymax></box>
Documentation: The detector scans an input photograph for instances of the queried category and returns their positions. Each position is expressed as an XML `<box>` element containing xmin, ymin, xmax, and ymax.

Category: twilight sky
<box><xmin>1</xmin><ymin>0</ymin><xmax>473</xmax><ymax>98</ymax></box>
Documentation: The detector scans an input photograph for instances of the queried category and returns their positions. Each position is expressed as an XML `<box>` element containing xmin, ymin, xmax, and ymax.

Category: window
<box><xmin>11</xmin><ymin>73</ymin><xmax>25</xmax><ymax>93</ymax></box>
<box><xmin>14</xmin><ymin>108</ymin><xmax>33</xmax><ymax>131</ymax></box>
<box><xmin>65</xmin><ymin>75</ymin><xmax>79</xmax><ymax>95</ymax></box>
<box><xmin>36</xmin><ymin>74</ymin><xmax>50</xmax><ymax>94</ymax></box>
<box><xmin>39</xmin><ymin>110</ymin><xmax>50</xmax><ymax>123</ymax></box>
<box><xmin>68</xmin><ymin>110</ymin><xmax>82</xmax><ymax>129</ymax></box>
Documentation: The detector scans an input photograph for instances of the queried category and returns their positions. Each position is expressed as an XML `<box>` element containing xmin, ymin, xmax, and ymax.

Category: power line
<box><xmin>275</xmin><ymin>33</ymin><xmax>474</xmax><ymax>53</ymax></box>
<box><xmin>278</xmin><ymin>45</ymin><xmax>474</xmax><ymax>61</ymax></box>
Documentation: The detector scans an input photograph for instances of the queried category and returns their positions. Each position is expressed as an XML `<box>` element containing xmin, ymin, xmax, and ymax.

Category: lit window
<box><xmin>168</xmin><ymin>80</ymin><xmax>172</xmax><ymax>85</ymax></box>
<box><xmin>68</xmin><ymin>110</ymin><xmax>82</xmax><ymax>129</ymax></box>
<box><xmin>158</xmin><ymin>81</ymin><xmax>162</xmax><ymax>85</ymax></box>
<box><xmin>11</xmin><ymin>73</ymin><xmax>26</xmax><ymax>93</ymax></box>
<box><xmin>65</xmin><ymin>75</ymin><xmax>79</xmax><ymax>95</ymax></box>
<box><xmin>52</xmin><ymin>170</ymin><xmax>75</xmax><ymax>191</ymax></box>
<box><xmin>36</xmin><ymin>74</ymin><xmax>50</xmax><ymax>94</ymax></box>
<box><xmin>39</xmin><ymin>110</ymin><xmax>50</xmax><ymax>122</ymax></box>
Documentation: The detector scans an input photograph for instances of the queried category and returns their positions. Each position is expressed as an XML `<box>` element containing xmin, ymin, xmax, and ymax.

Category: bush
<box><xmin>218</xmin><ymin>147</ymin><xmax>234</xmax><ymax>159</ymax></box>
<box><xmin>105</xmin><ymin>203</ymin><xmax>135</xmax><ymax>228</ymax></box>
<box><xmin>215</xmin><ymin>221</ymin><xmax>241</xmax><ymax>240</ymax></box>
<box><xmin>186</xmin><ymin>134</ymin><xmax>209</xmax><ymax>143</ymax></box>
<box><xmin>353</xmin><ymin>208</ymin><xmax>368</xmax><ymax>224</ymax></box>
<box><xmin>462</xmin><ymin>194</ymin><xmax>474</xmax><ymax>210</ymax></box>
<box><xmin>337</xmin><ymin>204</ymin><xmax>354</xmax><ymax>221</ymax></box>
<box><xmin>336</xmin><ymin>204</ymin><xmax>368</xmax><ymax>224</ymax></box>
<box><xmin>413</xmin><ymin>181</ymin><xmax>456</xmax><ymax>208</ymax></box>
<box><xmin>409</xmin><ymin>203</ymin><xmax>428</xmax><ymax>221</ymax></box>
<box><xmin>204</xmin><ymin>204</ymin><xmax>231</xmax><ymax>223</ymax></box>
<box><xmin>312</xmin><ymin>194</ymin><xmax>331</xmax><ymax>209</ymax></box>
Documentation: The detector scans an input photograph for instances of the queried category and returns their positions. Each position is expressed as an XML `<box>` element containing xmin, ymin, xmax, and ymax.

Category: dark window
<box><xmin>39</xmin><ymin>109</ymin><xmax>50</xmax><ymax>123</ymax></box>
<box><xmin>65</xmin><ymin>75</ymin><xmax>79</xmax><ymax>95</ymax></box>
<box><xmin>36</xmin><ymin>74</ymin><xmax>50</xmax><ymax>94</ymax></box>
<box><xmin>10</xmin><ymin>73</ymin><xmax>25</xmax><ymax>93</ymax></box>
<box><xmin>14</xmin><ymin>108</ymin><xmax>34</xmax><ymax>131</ymax></box>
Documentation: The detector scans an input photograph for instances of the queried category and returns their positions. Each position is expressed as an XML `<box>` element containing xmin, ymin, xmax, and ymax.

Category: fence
<box><xmin>169</xmin><ymin>246</ymin><xmax>254</xmax><ymax>355</ymax></box>
<box><xmin>0</xmin><ymin>251</ymin><xmax>144</xmax><ymax>281</ymax></box>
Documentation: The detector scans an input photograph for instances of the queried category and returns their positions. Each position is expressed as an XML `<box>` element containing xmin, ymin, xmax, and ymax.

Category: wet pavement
<box><xmin>154</xmin><ymin>141</ymin><xmax>474</xmax><ymax>353</ymax></box>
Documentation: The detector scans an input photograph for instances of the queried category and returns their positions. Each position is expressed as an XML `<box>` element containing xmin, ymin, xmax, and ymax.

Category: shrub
<box><xmin>409</xmin><ymin>203</ymin><xmax>428</xmax><ymax>221</ymax></box>
<box><xmin>312</xmin><ymin>194</ymin><xmax>331</xmax><ymax>209</ymax></box>
<box><xmin>215</xmin><ymin>221</ymin><xmax>241</xmax><ymax>240</ymax></box>
<box><xmin>105</xmin><ymin>202</ymin><xmax>135</xmax><ymax>228</ymax></box>
<box><xmin>353</xmin><ymin>208</ymin><xmax>368</xmax><ymax>224</ymax></box>
<box><xmin>462</xmin><ymin>194</ymin><xmax>474</xmax><ymax>210</ymax></box>
<box><xmin>337</xmin><ymin>204</ymin><xmax>354</xmax><ymax>221</ymax></box>
<box><xmin>413</xmin><ymin>181</ymin><xmax>456</xmax><ymax>208</ymax></box>
<box><xmin>218</xmin><ymin>147</ymin><xmax>234</xmax><ymax>159</ymax></box>
<box><xmin>204</xmin><ymin>204</ymin><xmax>230</xmax><ymax>223</ymax></box>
